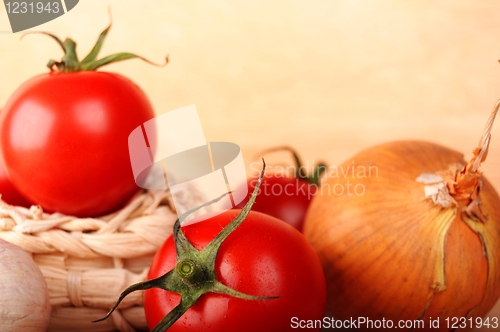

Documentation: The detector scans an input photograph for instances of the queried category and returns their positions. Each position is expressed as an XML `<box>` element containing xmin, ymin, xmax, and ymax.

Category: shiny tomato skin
<box><xmin>144</xmin><ymin>209</ymin><xmax>326</xmax><ymax>332</ymax></box>
<box><xmin>236</xmin><ymin>176</ymin><xmax>316</xmax><ymax>231</ymax></box>
<box><xmin>0</xmin><ymin>158</ymin><xmax>31</xmax><ymax>207</ymax></box>
<box><xmin>0</xmin><ymin>71</ymin><xmax>155</xmax><ymax>217</ymax></box>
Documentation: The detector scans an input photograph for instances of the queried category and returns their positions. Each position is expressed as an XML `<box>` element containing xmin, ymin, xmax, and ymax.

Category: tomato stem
<box><xmin>22</xmin><ymin>22</ymin><xmax>168</xmax><ymax>72</ymax></box>
<box><xmin>176</xmin><ymin>259</ymin><xmax>196</xmax><ymax>279</ymax></box>
<box><xmin>257</xmin><ymin>146</ymin><xmax>327</xmax><ymax>186</ymax></box>
<box><xmin>93</xmin><ymin>160</ymin><xmax>280</xmax><ymax>331</ymax></box>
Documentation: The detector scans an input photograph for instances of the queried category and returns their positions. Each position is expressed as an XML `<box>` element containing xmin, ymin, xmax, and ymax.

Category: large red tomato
<box><xmin>0</xmin><ymin>26</ymin><xmax>162</xmax><ymax>217</ymax></box>
<box><xmin>144</xmin><ymin>209</ymin><xmax>327</xmax><ymax>331</ymax></box>
<box><xmin>0</xmin><ymin>71</ymin><xmax>154</xmax><ymax>217</ymax></box>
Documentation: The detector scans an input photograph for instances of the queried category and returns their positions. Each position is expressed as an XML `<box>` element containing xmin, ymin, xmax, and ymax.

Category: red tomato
<box><xmin>236</xmin><ymin>175</ymin><xmax>317</xmax><ymax>231</ymax></box>
<box><xmin>0</xmin><ymin>71</ymin><xmax>154</xmax><ymax>217</ymax></box>
<box><xmin>0</xmin><ymin>158</ymin><xmax>31</xmax><ymax>207</ymax></box>
<box><xmin>144</xmin><ymin>209</ymin><xmax>326</xmax><ymax>332</ymax></box>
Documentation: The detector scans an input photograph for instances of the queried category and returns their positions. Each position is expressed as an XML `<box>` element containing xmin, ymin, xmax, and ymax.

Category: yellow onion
<box><xmin>304</xmin><ymin>102</ymin><xmax>500</xmax><ymax>331</ymax></box>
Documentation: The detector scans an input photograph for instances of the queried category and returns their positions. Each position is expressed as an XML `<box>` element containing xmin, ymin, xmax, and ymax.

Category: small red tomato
<box><xmin>236</xmin><ymin>147</ymin><xmax>326</xmax><ymax>231</ymax></box>
<box><xmin>144</xmin><ymin>209</ymin><xmax>326</xmax><ymax>332</ymax></box>
<box><xmin>237</xmin><ymin>175</ymin><xmax>316</xmax><ymax>231</ymax></box>
<box><xmin>0</xmin><ymin>25</ymin><xmax>165</xmax><ymax>217</ymax></box>
<box><xmin>0</xmin><ymin>72</ymin><xmax>154</xmax><ymax>217</ymax></box>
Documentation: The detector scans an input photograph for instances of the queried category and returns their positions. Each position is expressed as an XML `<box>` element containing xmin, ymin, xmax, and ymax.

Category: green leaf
<box><xmin>60</xmin><ymin>38</ymin><xmax>80</xmax><ymax>71</ymax></box>
<box><xmin>21</xmin><ymin>20</ymin><xmax>168</xmax><ymax>72</ymax></box>
<box><xmin>81</xmin><ymin>24</ymin><xmax>111</xmax><ymax>66</ymax></box>
<box><xmin>254</xmin><ymin>146</ymin><xmax>327</xmax><ymax>187</ymax></box>
<box><xmin>81</xmin><ymin>52</ymin><xmax>168</xmax><ymax>71</ymax></box>
<box><xmin>211</xmin><ymin>280</ymin><xmax>280</xmax><ymax>301</ymax></box>
<box><xmin>202</xmin><ymin>160</ymin><xmax>266</xmax><ymax>257</ymax></box>
<box><xmin>172</xmin><ymin>192</ymin><xmax>230</xmax><ymax>262</ymax></box>
<box><xmin>151</xmin><ymin>294</ymin><xmax>202</xmax><ymax>332</ymax></box>
<box><xmin>21</xmin><ymin>31</ymin><xmax>65</xmax><ymax>51</ymax></box>
<box><xmin>92</xmin><ymin>271</ymin><xmax>173</xmax><ymax>324</ymax></box>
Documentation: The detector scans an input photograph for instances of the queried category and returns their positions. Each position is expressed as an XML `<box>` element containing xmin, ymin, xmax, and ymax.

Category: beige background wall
<box><xmin>1</xmin><ymin>1</ymin><xmax>500</xmax><ymax>188</ymax></box>
<box><xmin>2</xmin><ymin>0</ymin><xmax>500</xmax><ymax>325</ymax></box>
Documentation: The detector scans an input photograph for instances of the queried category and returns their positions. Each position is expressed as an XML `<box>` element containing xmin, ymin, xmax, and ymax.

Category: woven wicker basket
<box><xmin>0</xmin><ymin>187</ymin><xmax>200</xmax><ymax>332</ymax></box>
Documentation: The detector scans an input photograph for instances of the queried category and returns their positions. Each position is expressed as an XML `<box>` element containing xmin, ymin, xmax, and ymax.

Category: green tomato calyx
<box><xmin>93</xmin><ymin>160</ymin><xmax>280</xmax><ymax>332</ymax></box>
<box><xmin>258</xmin><ymin>146</ymin><xmax>327</xmax><ymax>186</ymax></box>
<box><xmin>23</xmin><ymin>23</ymin><xmax>168</xmax><ymax>72</ymax></box>
<box><xmin>176</xmin><ymin>259</ymin><xmax>196</xmax><ymax>279</ymax></box>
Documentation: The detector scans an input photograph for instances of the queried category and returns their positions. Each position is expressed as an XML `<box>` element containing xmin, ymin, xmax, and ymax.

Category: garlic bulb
<box><xmin>0</xmin><ymin>239</ymin><xmax>51</xmax><ymax>331</ymax></box>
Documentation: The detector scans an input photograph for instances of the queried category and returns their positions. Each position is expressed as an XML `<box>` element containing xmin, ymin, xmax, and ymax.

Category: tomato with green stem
<box><xmin>0</xmin><ymin>24</ymin><xmax>166</xmax><ymax>217</ymax></box>
<box><xmin>95</xmin><ymin>161</ymin><xmax>327</xmax><ymax>331</ymax></box>
<box><xmin>237</xmin><ymin>147</ymin><xmax>327</xmax><ymax>231</ymax></box>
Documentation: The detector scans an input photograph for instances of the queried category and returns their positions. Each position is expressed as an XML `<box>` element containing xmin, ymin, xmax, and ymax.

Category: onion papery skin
<box><xmin>303</xmin><ymin>140</ymin><xmax>500</xmax><ymax>331</ymax></box>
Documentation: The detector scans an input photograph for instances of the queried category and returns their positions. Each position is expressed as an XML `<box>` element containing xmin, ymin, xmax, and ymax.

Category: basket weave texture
<box><xmin>0</xmin><ymin>188</ymin><xmax>191</xmax><ymax>332</ymax></box>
